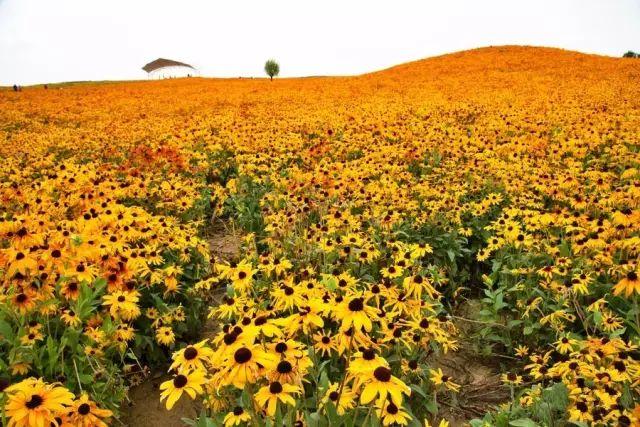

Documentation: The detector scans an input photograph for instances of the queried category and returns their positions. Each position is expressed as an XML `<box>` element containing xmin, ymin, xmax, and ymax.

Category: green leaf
<box><xmin>509</xmin><ymin>419</ymin><xmax>539</xmax><ymax>427</ymax></box>
<box><xmin>320</xmin><ymin>274</ymin><xmax>338</xmax><ymax>291</ymax></box>
<box><xmin>0</xmin><ymin>319</ymin><xmax>14</xmax><ymax>341</ymax></box>
<box><xmin>325</xmin><ymin>401</ymin><xmax>341</xmax><ymax>426</ymax></box>
<box><xmin>424</xmin><ymin>399</ymin><xmax>438</xmax><ymax>415</ymax></box>
<box><xmin>447</xmin><ymin>249</ymin><xmax>456</xmax><ymax>262</ymax></box>
<box><xmin>409</xmin><ymin>383</ymin><xmax>428</xmax><ymax>399</ymax></box>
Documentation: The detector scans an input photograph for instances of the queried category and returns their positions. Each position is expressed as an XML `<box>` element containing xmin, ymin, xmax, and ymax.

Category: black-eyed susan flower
<box><xmin>4</xmin><ymin>378</ymin><xmax>74</xmax><ymax>427</ymax></box>
<box><xmin>218</xmin><ymin>343</ymin><xmax>277</xmax><ymax>388</ymax></box>
<box><xmin>156</xmin><ymin>326</ymin><xmax>176</xmax><ymax>346</ymax></box>
<box><xmin>159</xmin><ymin>370</ymin><xmax>207</xmax><ymax>410</ymax></box>
<box><xmin>429</xmin><ymin>368</ymin><xmax>460</xmax><ymax>393</ymax></box>
<box><xmin>313</xmin><ymin>331</ymin><xmax>337</xmax><ymax>356</ymax></box>
<box><xmin>613</xmin><ymin>269</ymin><xmax>640</xmax><ymax>297</ymax></box>
<box><xmin>321</xmin><ymin>383</ymin><xmax>356</xmax><ymax>415</ymax></box>
<box><xmin>65</xmin><ymin>393</ymin><xmax>113</xmax><ymax>427</ymax></box>
<box><xmin>334</xmin><ymin>294</ymin><xmax>378</xmax><ymax>332</ymax></box>
<box><xmin>102</xmin><ymin>290</ymin><xmax>140</xmax><ymax>321</ymax></box>
<box><xmin>223</xmin><ymin>407</ymin><xmax>251</xmax><ymax>426</ymax></box>
<box><xmin>254</xmin><ymin>381</ymin><xmax>301</xmax><ymax>416</ymax></box>
<box><xmin>376</xmin><ymin>398</ymin><xmax>412</xmax><ymax>426</ymax></box>
<box><xmin>169</xmin><ymin>339</ymin><xmax>216</xmax><ymax>373</ymax></box>
<box><xmin>359</xmin><ymin>365</ymin><xmax>411</xmax><ymax>405</ymax></box>
<box><xmin>501</xmin><ymin>372</ymin><xmax>523</xmax><ymax>386</ymax></box>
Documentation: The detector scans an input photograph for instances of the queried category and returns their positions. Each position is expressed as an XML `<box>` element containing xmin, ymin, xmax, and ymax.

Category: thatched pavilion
<box><xmin>142</xmin><ymin>58</ymin><xmax>198</xmax><ymax>79</ymax></box>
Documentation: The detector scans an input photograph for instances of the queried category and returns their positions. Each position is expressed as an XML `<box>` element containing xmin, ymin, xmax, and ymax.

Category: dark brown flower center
<box><xmin>277</xmin><ymin>361</ymin><xmax>293</xmax><ymax>374</ymax></box>
<box><xmin>26</xmin><ymin>394</ymin><xmax>43</xmax><ymax>409</ymax></box>
<box><xmin>363</xmin><ymin>349</ymin><xmax>376</xmax><ymax>360</ymax></box>
<box><xmin>348</xmin><ymin>297</ymin><xmax>364</xmax><ymax>311</ymax></box>
<box><xmin>373</xmin><ymin>366</ymin><xmax>391</xmax><ymax>382</ymax></box>
<box><xmin>173</xmin><ymin>374</ymin><xmax>188</xmax><ymax>388</ymax></box>
<box><xmin>234</xmin><ymin>347</ymin><xmax>252</xmax><ymax>364</ymax></box>
<box><xmin>269</xmin><ymin>381</ymin><xmax>283</xmax><ymax>394</ymax></box>
<box><xmin>78</xmin><ymin>403</ymin><xmax>91</xmax><ymax>415</ymax></box>
<box><xmin>184</xmin><ymin>347</ymin><xmax>198</xmax><ymax>360</ymax></box>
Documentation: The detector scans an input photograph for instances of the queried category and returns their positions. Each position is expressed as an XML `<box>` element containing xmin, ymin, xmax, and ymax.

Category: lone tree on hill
<box><xmin>264</xmin><ymin>59</ymin><xmax>280</xmax><ymax>81</ymax></box>
<box><xmin>623</xmin><ymin>51</ymin><xmax>638</xmax><ymax>58</ymax></box>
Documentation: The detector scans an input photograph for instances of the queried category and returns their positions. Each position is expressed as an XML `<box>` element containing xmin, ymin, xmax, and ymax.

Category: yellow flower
<box><xmin>60</xmin><ymin>309</ymin><xmax>82</xmax><ymax>327</ymax></box>
<box><xmin>359</xmin><ymin>366</ymin><xmax>411</xmax><ymax>405</ymax></box>
<box><xmin>4</xmin><ymin>378</ymin><xmax>74</xmax><ymax>427</ymax></box>
<box><xmin>333</xmin><ymin>294</ymin><xmax>378</xmax><ymax>332</ymax></box>
<box><xmin>169</xmin><ymin>339</ymin><xmax>216</xmax><ymax>373</ymax></box>
<box><xmin>554</xmin><ymin>335</ymin><xmax>578</xmax><ymax>354</ymax></box>
<box><xmin>223</xmin><ymin>407</ymin><xmax>252</xmax><ymax>426</ymax></box>
<box><xmin>254</xmin><ymin>381</ymin><xmax>301</xmax><ymax>416</ymax></box>
<box><xmin>102</xmin><ymin>291</ymin><xmax>141</xmax><ymax>321</ymax></box>
<box><xmin>156</xmin><ymin>326</ymin><xmax>176</xmax><ymax>346</ymax></box>
<box><xmin>376</xmin><ymin>398</ymin><xmax>412</xmax><ymax>426</ymax></box>
<box><xmin>429</xmin><ymin>368</ymin><xmax>460</xmax><ymax>393</ymax></box>
<box><xmin>501</xmin><ymin>372</ymin><xmax>523</xmax><ymax>385</ymax></box>
<box><xmin>321</xmin><ymin>383</ymin><xmax>356</xmax><ymax>415</ymax></box>
<box><xmin>613</xmin><ymin>270</ymin><xmax>640</xmax><ymax>297</ymax></box>
<box><xmin>218</xmin><ymin>343</ymin><xmax>277</xmax><ymax>388</ymax></box>
<box><xmin>65</xmin><ymin>393</ymin><xmax>113</xmax><ymax>427</ymax></box>
<box><xmin>159</xmin><ymin>370</ymin><xmax>207</xmax><ymax>410</ymax></box>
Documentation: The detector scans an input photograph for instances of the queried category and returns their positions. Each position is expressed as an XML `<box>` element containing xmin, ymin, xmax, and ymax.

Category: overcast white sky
<box><xmin>1</xmin><ymin>0</ymin><xmax>639</xmax><ymax>85</ymax></box>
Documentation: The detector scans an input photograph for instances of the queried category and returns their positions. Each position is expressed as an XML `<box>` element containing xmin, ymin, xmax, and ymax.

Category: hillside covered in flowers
<box><xmin>1</xmin><ymin>46</ymin><xmax>640</xmax><ymax>426</ymax></box>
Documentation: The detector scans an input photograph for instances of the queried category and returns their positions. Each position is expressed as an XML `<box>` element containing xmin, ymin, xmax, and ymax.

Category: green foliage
<box><xmin>264</xmin><ymin>59</ymin><xmax>280</xmax><ymax>80</ymax></box>
<box><xmin>470</xmin><ymin>382</ymin><xmax>569</xmax><ymax>427</ymax></box>
<box><xmin>224</xmin><ymin>176</ymin><xmax>270</xmax><ymax>235</ymax></box>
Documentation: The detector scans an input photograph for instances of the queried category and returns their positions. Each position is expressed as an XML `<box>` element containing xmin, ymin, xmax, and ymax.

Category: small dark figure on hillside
<box><xmin>13</xmin><ymin>84</ymin><xmax>18</xmax><ymax>92</ymax></box>
<box><xmin>44</xmin><ymin>84</ymin><xmax>48</xmax><ymax>89</ymax></box>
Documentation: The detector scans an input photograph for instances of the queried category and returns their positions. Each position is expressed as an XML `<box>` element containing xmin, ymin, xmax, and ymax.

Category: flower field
<box><xmin>1</xmin><ymin>46</ymin><xmax>640</xmax><ymax>426</ymax></box>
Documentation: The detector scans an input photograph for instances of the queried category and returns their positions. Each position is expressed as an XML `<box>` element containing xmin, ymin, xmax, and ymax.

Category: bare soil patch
<box><xmin>120</xmin><ymin>373</ymin><xmax>202</xmax><ymax>426</ymax></box>
<box><xmin>428</xmin><ymin>301</ymin><xmax>513</xmax><ymax>425</ymax></box>
<box><xmin>121</xmin><ymin>222</ymin><xmax>240</xmax><ymax>426</ymax></box>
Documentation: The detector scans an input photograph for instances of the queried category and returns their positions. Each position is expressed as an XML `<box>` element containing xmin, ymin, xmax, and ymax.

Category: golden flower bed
<box><xmin>1</xmin><ymin>46</ymin><xmax>640</xmax><ymax>426</ymax></box>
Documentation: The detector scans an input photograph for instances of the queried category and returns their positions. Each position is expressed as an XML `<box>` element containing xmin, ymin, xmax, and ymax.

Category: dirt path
<box><xmin>430</xmin><ymin>301</ymin><xmax>512</xmax><ymax>424</ymax></box>
<box><xmin>122</xmin><ymin>230</ymin><xmax>510</xmax><ymax>427</ymax></box>
<box><xmin>121</xmin><ymin>224</ymin><xmax>241</xmax><ymax>426</ymax></box>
